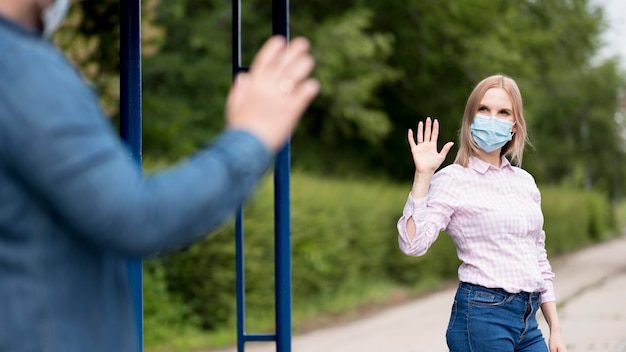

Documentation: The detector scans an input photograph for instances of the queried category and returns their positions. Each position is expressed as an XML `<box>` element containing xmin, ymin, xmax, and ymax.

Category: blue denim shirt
<box><xmin>0</xmin><ymin>17</ymin><xmax>272</xmax><ymax>352</ymax></box>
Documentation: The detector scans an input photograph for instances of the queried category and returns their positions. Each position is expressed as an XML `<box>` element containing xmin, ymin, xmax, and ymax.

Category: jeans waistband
<box><xmin>459</xmin><ymin>282</ymin><xmax>541</xmax><ymax>302</ymax></box>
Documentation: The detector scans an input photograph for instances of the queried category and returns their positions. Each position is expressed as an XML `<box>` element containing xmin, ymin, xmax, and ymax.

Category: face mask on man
<box><xmin>470</xmin><ymin>114</ymin><xmax>515</xmax><ymax>153</ymax></box>
<box><xmin>38</xmin><ymin>0</ymin><xmax>72</xmax><ymax>38</ymax></box>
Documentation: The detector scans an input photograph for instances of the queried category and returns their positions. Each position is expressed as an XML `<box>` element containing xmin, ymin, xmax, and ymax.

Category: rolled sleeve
<box><xmin>397</xmin><ymin>191</ymin><xmax>449</xmax><ymax>257</ymax></box>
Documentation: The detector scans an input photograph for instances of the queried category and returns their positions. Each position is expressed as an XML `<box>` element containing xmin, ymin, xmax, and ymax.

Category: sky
<box><xmin>592</xmin><ymin>0</ymin><xmax>626</xmax><ymax>68</ymax></box>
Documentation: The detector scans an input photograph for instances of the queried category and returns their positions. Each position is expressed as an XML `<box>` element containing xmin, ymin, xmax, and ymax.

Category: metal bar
<box><xmin>120</xmin><ymin>1</ymin><xmax>143</xmax><ymax>351</ymax></box>
<box><xmin>234</xmin><ymin>0</ymin><xmax>292</xmax><ymax>350</ymax></box>
<box><xmin>232</xmin><ymin>0</ymin><xmax>243</xmax><ymax>77</ymax></box>
<box><xmin>235</xmin><ymin>209</ymin><xmax>246</xmax><ymax>352</ymax></box>
<box><xmin>272</xmin><ymin>0</ymin><xmax>291</xmax><ymax>351</ymax></box>
<box><xmin>273</xmin><ymin>146</ymin><xmax>291</xmax><ymax>352</ymax></box>
<box><xmin>233</xmin><ymin>1</ymin><xmax>249</xmax><ymax>351</ymax></box>
<box><xmin>243</xmin><ymin>334</ymin><xmax>276</xmax><ymax>342</ymax></box>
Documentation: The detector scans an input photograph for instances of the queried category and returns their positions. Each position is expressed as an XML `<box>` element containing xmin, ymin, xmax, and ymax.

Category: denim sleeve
<box><xmin>0</xmin><ymin>41</ymin><xmax>272</xmax><ymax>256</ymax></box>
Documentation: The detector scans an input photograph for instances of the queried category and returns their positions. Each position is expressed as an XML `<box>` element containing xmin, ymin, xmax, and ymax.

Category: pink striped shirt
<box><xmin>397</xmin><ymin>156</ymin><xmax>556</xmax><ymax>303</ymax></box>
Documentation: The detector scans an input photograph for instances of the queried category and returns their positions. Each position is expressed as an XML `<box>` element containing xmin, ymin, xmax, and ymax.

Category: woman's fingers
<box><xmin>431</xmin><ymin>118</ymin><xmax>440</xmax><ymax>142</ymax></box>
<box><xmin>412</xmin><ymin>117</ymin><xmax>450</xmax><ymax>153</ymax></box>
<box><xmin>440</xmin><ymin>141</ymin><xmax>455</xmax><ymax>157</ymax></box>
<box><xmin>415</xmin><ymin>117</ymin><xmax>439</xmax><ymax>144</ymax></box>
<box><xmin>407</xmin><ymin>128</ymin><xmax>416</xmax><ymax>147</ymax></box>
<box><xmin>416</xmin><ymin>121</ymin><xmax>424</xmax><ymax>143</ymax></box>
<box><xmin>423</xmin><ymin>117</ymin><xmax>432</xmax><ymax>142</ymax></box>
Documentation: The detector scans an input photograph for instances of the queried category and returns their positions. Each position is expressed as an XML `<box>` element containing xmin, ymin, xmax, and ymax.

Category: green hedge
<box><xmin>540</xmin><ymin>186</ymin><xmax>618</xmax><ymax>254</ymax></box>
<box><xmin>144</xmin><ymin>172</ymin><xmax>620</xmax><ymax>350</ymax></box>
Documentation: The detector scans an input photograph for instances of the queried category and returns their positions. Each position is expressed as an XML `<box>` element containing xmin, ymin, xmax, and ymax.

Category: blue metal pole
<box><xmin>235</xmin><ymin>209</ymin><xmax>246</xmax><ymax>352</ymax></box>
<box><xmin>272</xmin><ymin>1</ymin><xmax>291</xmax><ymax>351</ymax></box>
<box><xmin>233</xmin><ymin>0</ymin><xmax>292</xmax><ymax>350</ymax></box>
<box><xmin>120</xmin><ymin>1</ymin><xmax>143</xmax><ymax>351</ymax></box>
<box><xmin>233</xmin><ymin>0</ymin><xmax>247</xmax><ymax>351</ymax></box>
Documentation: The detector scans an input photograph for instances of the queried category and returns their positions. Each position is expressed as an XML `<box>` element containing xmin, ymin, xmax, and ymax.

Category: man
<box><xmin>0</xmin><ymin>0</ymin><xmax>320</xmax><ymax>351</ymax></box>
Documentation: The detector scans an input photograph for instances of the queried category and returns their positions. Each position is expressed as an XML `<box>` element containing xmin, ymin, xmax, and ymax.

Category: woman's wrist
<box><xmin>411</xmin><ymin>171</ymin><xmax>434</xmax><ymax>199</ymax></box>
<box><xmin>549</xmin><ymin>325</ymin><xmax>562</xmax><ymax>334</ymax></box>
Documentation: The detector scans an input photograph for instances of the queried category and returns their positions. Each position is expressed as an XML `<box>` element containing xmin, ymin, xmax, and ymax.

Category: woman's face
<box><xmin>476</xmin><ymin>88</ymin><xmax>516</xmax><ymax>133</ymax></box>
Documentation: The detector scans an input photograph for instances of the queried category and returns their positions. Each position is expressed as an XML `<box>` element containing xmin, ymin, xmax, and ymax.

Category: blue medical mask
<box><xmin>38</xmin><ymin>0</ymin><xmax>72</xmax><ymax>38</ymax></box>
<box><xmin>470</xmin><ymin>114</ymin><xmax>514</xmax><ymax>153</ymax></box>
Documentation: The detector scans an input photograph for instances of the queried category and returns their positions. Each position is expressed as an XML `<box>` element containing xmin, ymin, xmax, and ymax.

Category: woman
<box><xmin>397</xmin><ymin>74</ymin><xmax>567</xmax><ymax>351</ymax></box>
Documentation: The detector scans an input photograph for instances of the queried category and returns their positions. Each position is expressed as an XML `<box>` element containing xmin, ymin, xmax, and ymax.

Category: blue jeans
<box><xmin>446</xmin><ymin>282</ymin><xmax>548</xmax><ymax>352</ymax></box>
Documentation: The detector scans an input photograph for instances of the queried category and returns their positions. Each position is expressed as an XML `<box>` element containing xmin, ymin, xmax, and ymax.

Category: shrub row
<box><xmin>144</xmin><ymin>172</ymin><xmax>620</xmax><ymax>349</ymax></box>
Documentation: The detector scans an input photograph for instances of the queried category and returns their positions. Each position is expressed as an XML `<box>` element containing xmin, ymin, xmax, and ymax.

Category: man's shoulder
<box><xmin>0</xmin><ymin>21</ymin><xmax>71</xmax><ymax>80</ymax></box>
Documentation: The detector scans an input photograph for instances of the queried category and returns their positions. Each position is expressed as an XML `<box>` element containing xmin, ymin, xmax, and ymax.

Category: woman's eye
<box><xmin>478</xmin><ymin>106</ymin><xmax>488</xmax><ymax>112</ymax></box>
<box><xmin>499</xmin><ymin>110</ymin><xmax>511</xmax><ymax>116</ymax></box>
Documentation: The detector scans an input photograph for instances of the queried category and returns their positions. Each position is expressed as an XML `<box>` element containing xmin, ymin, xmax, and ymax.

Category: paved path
<box><xmin>219</xmin><ymin>235</ymin><xmax>626</xmax><ymax>352</ymax></box>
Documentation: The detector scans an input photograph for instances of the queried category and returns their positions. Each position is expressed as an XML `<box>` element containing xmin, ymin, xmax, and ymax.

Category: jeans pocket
<box><xmin>447</xmin><ymin>300</ymin><xmax>458</xmax><ymax>331</ymax></box>
<box><xmin>469</xmin><ymin>290</ymin><xmax>510</xmax><ymax>307</ymax></box>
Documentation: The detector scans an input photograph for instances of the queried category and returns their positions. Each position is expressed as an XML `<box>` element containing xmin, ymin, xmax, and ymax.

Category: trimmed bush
<box><xmin>540</xmin><ymin>186</ymin><xmax>592</xmax><ymax>254</ymax></box>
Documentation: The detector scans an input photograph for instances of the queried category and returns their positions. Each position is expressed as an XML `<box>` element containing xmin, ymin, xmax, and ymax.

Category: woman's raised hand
<box><xmin>407</xmin><ymin>117</ymin><xmax>454</xmax><ymax>175</ymax></box>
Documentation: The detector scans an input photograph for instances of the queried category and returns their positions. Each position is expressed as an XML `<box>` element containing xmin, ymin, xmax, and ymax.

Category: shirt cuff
<box><xmin>403</xmin><ymin>193</ymin><xmax>427</xmax><ymax>218</ymax></box>
<box><xmin>540</xmin><ymin>281</ymin><xmax>556</xmax><ymax>303</ymax></box>
<box><xmin>208</xmin><ymin>129</ymin><xmax>273</xmax><ymax>176</ymax></box>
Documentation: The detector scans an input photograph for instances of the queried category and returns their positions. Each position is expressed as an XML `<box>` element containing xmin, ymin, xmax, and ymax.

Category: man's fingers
<box><xmin>249</xmin><ymin>35</ymin><xmax>287</xmax><ymax>74</ymax></box>
<box><xmin>290</xmin><ymin>78</ymin><xmax>321</xmax><ymax>113</ymax></box>
<box><xmin>283</xmin><ymin>37</ymin><xmax>311</xmax><ymax>65</ymax></box>
<box><xmin>226</xmin><ymin>73</ymin><xmax>249</xmax><ymax>111</ymax></box>
<box><xmin>282</xmin><ymin>53</ymin><xmax>315</xmax><ymax>87</ymax></box>
<box><xmin>250</xmin><ymin>36</ymin><xmax>312</xmax><ymax>79</ymax></box>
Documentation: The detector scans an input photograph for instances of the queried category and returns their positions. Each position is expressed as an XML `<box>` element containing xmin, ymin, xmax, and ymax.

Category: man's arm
<box><xmin>0</xmin><ymin>36</ymin><xmax>317</xmax><ymax>256</ymax></box>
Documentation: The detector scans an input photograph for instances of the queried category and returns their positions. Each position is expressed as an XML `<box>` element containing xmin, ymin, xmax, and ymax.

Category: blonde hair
<box><xmin>454</xmin><ymin>74</ymin><xmax>529</xmax><ymax>167</ymax></box>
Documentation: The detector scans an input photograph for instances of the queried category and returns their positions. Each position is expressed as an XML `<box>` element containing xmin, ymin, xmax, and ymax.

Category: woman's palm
<box><xmin>408</xmin><ymin>118</ymin><xmax>454</xmax><ymax>174</ymax></box>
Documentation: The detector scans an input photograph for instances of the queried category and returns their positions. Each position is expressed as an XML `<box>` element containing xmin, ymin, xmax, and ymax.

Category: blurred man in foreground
<box><xmin>0</xmin><ymin>0</ymin><xmax>320</xmax><ymax>351</ymax></box>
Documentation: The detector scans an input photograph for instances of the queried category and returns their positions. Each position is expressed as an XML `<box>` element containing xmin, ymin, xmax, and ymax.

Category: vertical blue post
<box><xmin>120</xmin><ymin>1</ymin><xmax>143</xmax><ymax>351</ymax></box>
<box><xmin>232</xmin><ymin>3</ymin><xmax>275</xmax><ymax>349</ymax></box>
<box><xmin>272</xmin><ymin>0</ymin><xmax>292</xmax><ymax>351</ymax></box>
<box><xmin>233</xmin><ymin>0</ymin><xmax>246</xmax><ymax>350</ymax></box>
<box><xmin>233</xmin><ymin>0</ymin><xmax>292</xmax><ymax>350</ymax></box>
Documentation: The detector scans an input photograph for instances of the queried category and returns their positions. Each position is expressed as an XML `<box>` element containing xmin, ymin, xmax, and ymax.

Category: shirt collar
<box><xmin>0</xmin><ymin>14</ymin><xmax>41</xmax><ymax>38</ymax></box>
<box><xmin>468</xmin><ymin>156</ymin><xmax>513</xmax><ymax>174</ymax></box>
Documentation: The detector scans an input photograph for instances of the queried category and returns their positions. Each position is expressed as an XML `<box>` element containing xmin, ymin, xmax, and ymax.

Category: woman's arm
<box><xmin>397</xmin><ymin>117</ymin><xmax>454</xmax><ymax>256</ymax></box>
<box><xmin>540</xmin><ymin>301</ymin><xmax>568</xmax><ymax>351</ymax></box>
<box><xmin>405</xmin><ymin>117</ymin><xmax>454</xmax><ymax>243</ymax></box>
<box><xmin>405</xmin><ymin>172</ymin><xmax>434</xmax><ymax>241</ymax></box>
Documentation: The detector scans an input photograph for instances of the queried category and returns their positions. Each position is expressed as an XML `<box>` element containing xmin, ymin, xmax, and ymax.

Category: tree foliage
<box><xmin>61</xmin><ymin>0</ymin><xmax>626</xmax><ymax>191</ymax></box>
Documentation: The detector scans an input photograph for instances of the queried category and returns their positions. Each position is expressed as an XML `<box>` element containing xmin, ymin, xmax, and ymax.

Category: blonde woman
<box><xmin>397</xmin><ymin>74</ymin><xmax>567</xmax><ymax>351</ymax></box>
